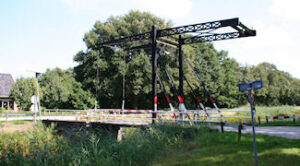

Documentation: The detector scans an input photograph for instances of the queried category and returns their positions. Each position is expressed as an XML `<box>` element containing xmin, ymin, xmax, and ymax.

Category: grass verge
<box><xmin>153</xmin><ymin>130</ymin><xmax>300</xmax><ymax>166</ymax></box>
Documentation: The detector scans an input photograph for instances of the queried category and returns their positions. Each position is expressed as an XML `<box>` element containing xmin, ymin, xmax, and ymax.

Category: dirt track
<box><xmin>0</xmin><ymin>122</ymin><xmax>35</xmax><ymax>133</ymax></box>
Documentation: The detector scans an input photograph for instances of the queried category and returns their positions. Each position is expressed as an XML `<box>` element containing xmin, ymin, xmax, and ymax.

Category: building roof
<box><xmin>0</xmin><ymin>73</ymin><xmax>14</xmax><ymax>98</ymax></box>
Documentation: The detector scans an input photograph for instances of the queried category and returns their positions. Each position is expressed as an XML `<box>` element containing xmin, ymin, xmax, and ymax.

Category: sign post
<box><xmin>238</xmin><ymin>80</ymin><xmax>262</xmax><ymax>166</ymax></box>
<box><xmin>31</xmin><ymin>95</ymin><xmax>37</xmax><ymax>123</ymax></box>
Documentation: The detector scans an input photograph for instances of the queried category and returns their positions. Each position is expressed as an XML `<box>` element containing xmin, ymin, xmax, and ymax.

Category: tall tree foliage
<box><xmin>73</xmin><ymin>11</ymin><xmax>174</xmax><ymax>109</ymax></box>
<box><xmin>73</xmin><ymin>10</ymin><xmax>300</xmax><ymax>109</ymax></box>
<box><xmin>249</xmin><ymin>63</ymin><xmax>300</xmax><ymax>106</ymax></box>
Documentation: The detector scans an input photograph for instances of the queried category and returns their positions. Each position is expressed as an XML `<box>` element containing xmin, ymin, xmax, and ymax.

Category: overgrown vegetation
<box><xmin>0</xmin><ymin>123</ymin><xmax>200</xmax><ymax>165</ymax></box>
<box><xmin>0</xmin><ymin>123</ymin><xmax>299</xmax><ymax>166</ymax></box>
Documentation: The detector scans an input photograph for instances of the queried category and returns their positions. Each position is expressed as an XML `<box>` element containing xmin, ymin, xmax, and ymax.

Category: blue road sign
<box><xmin>238</xmin><ymin>80</ymin><xmax>262</xmax><ymax>92</ymax></box>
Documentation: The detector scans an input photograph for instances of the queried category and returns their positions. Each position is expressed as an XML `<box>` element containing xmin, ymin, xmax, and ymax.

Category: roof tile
<box><xmin>0</xmin><ymin>73</ymin><xmax>14</xmax><ymax>97</ymax></box>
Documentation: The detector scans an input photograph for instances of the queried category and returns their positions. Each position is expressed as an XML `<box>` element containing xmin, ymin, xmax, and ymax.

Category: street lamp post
<box><xmin>35</xmin><ymin>72</ymin><xmax>41</xmax><ymax>120</ymax></box>
<box><xmin>27</xmin><ymin>70</ymin><xmax>42</xmax><ymax>120</ymax></box>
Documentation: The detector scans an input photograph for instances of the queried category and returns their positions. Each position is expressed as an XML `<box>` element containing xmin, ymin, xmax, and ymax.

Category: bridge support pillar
<box><xmin>117</xmin><ymin>127</ymin><xmax>124</xmax><ymax>141</ymax></box>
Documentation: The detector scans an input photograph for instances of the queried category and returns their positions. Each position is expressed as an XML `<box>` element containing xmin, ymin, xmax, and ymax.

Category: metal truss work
<box><xmin>96</xmin><ymin>17</ymin><xmax>256</xmax><ymax>124</ymax></box>
<box><xmin>182</xmin><ymin>32</ymin><xmax>246</xmax><ymax>44</ymax></box>
<box><xmin>99</xmin><ymin>17</ymin><xmax>255</xmax><ymax>47</ymax></box>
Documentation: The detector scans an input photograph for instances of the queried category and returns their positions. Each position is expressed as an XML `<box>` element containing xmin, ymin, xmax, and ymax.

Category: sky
<box><xmin>0</xmin><ymin>0</ymin><xmax>300</xmax><ymax>79</ymax></box>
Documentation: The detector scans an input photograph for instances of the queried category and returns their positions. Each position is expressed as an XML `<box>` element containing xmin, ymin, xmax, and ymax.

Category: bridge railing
<box><xmin>1</xmin><ymin>109</ymin><xmax>251</xmax><ymax>124</ymax></box>
<box><xmin>66</xmin><ymin>109</ymin><xmax>252</xmax><ymax>124</ymax></box>
<box><xmin>0</xmin><ymin>113</ymin><xmax>35</xmax><ymax>121</ymax></box>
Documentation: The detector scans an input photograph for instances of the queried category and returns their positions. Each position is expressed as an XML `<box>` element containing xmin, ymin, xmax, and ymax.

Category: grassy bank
<box><xmin>154</xmin><ymin>130</ymin><xmax>300</xmax><ymax>166</ymax></box>
<box><xmin>0</xmin><ymin>122</ymin><xmax>300</xmax><ymax>166</ymax></box>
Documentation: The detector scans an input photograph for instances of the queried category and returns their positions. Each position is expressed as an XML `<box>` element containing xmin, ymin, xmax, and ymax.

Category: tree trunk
<box><xmin>132</xmin><ymin>95</ymin><xmax>139</xmax><ymax>109</ymax></box>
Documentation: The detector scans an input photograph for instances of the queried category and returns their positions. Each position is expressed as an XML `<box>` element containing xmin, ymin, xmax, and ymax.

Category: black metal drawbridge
<box><xmin>96</xmin><ymin>17</ymin><xmax>256</xmax><ymax>123</ymax></box>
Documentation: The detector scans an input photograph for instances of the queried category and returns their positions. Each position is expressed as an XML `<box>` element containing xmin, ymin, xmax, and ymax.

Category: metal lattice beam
<box><xmin>157</xmin><ymin>18</ymin><xmax>239</xmax><ymax>37</ymax></box>
<box><xmin>122</xmin><ymin>31</ymin><xmax>256</xmax><ymax>50</ymax></box>
<box><xmin>181</xmin><ymin>31</ymin><xmax>256</xmax><ymax>45</ymax></box>
<box><xmin>99</xmin><ymin>17</ymin><xmax>255</xmax><ymax>47</ymax></box>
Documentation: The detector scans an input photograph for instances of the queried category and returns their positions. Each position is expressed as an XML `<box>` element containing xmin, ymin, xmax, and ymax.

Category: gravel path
<box><xmin>221</xmin><ymin>125</ymin><xmax>300</xmax><ymax>139</ymax></box>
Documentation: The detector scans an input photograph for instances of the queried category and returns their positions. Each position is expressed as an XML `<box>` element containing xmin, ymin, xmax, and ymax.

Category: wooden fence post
<box><xmin>220</xmin><ymin>122</ymin><xmax>224</xmax><ymax>133</ymax></box>
<box><xmin>293</xmin><ymin>115</ymin><xmax>296</xmax><ymax>123</ymax></box>
<box><xmin>238</xmin><ymin>123</ymin><xmax>242</xmax><ymax>142</ymax></box>
<box><xmin>258</xmin><ymin>116</ymin><xmax>261</xmax><ymax>125</ymax></box>
<box><xmin>266</xmin><ymin>116</ymin><xmax>268</xmax><ymax>124</ymax></box>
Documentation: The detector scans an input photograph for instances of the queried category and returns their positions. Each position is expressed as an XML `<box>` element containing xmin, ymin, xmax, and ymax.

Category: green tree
<box><xmin>39</xmin><ymin>68</ymin><xmax>94</xmax><ymax>109</ymax></box>
<box><xmin>246</xmin><ymin>62</ymin><xmax>300</xmax><ymax>106</ymax></box>
<box><xmin>218</xmin><ymin>51</ymin><xmax>240</xmax><ymax>107</ymax></box>
<box><xmin>10</xmin><ymin>78</ymin><xmax>36</xmax><ymax>110</ymax></box>
<box><xmin>74</xmin><ymin>10</ymin><xmax>174</xmax><ymax>109</ymax></box>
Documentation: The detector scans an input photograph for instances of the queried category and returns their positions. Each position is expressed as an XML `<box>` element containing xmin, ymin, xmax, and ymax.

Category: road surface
<box><xmin>220</xmin><ymin>125</ymin><xmax>300</xmax><ymax>139</ymax></box>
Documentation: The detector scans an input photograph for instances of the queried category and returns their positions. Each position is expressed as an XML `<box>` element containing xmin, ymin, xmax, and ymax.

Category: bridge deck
<box><xmin>42</xmin><ymin>119</ymin><xmax>150</xmax><ymax>127</ymax></box>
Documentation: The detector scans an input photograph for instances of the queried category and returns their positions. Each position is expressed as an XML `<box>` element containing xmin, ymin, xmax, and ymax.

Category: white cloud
<box><xmin>244</xmin><ymin>22</ymin><xmax>294</xmax><ymax>49</ymax></box>
<box><xmin>214</xmin><ymin>19</ymin><xmax>300</xmax><ymax>78</ymax></box>
<box><xmin>268</xmin><ymin>0</ymin><xmax>300</xmax><ymax>21</ymax></box>
<box><xmin>60</xmin><ymin>0</ymin><xmax>193</xmax><ymax>19</ymax></box>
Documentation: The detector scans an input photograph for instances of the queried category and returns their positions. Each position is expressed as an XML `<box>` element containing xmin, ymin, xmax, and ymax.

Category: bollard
<box><xmin>238</xmin><ymin>123</ymin><xmax>242</xmax><ymax>142</ymax></box>
<box><xmin>266</xmin><ymin>116</ymin><xmax>268</xmax><ymax>124</ymax></box>
<box><xmin>293</xmin><ymin>115</ymin><xmax>296</xmax><ymax>123</ymax></box>
<box><xmin>220</xmin><ymin>122</ymin><xmax>224</xmax><ymax>133</ymax></box>
<box><xmin>258</xmin><ymin>116</ymin><xmax>261</xmax><ymax>125</ymax></box>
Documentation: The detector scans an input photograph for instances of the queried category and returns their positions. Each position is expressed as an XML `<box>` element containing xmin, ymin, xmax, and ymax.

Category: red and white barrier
<box><xmin>267</xmin><ymin>115</ymin><xmax>295</xmax><ymax>121</ymax></box>
<box><xmin>209</xmin><ymin>96</ymin><xmax>225</xmax><ymax>122</ymax></box>
<box><xmin>194</xmin><ymin>97</ymin><xmax>209</xmax><ymax>121</ymax></box>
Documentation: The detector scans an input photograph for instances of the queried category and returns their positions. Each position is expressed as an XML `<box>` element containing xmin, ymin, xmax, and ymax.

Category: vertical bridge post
<box><xmin>179</xmin><ymin>35</ymin><xmax>184</xmax><ymax>99</ymax></box>
<box><xmin>152</xmin><ymin>25</ymin><xmax>157</xmax><ymax>124</ymax></box>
